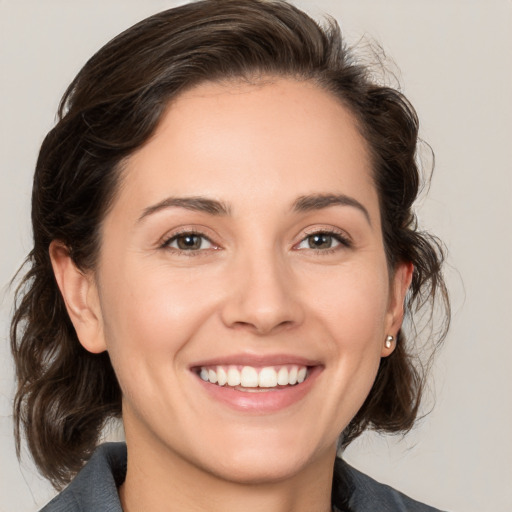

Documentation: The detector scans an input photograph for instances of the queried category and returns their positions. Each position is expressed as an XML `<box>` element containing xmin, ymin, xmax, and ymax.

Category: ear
<box><xmin>381</xmin><ymin>261</ymin><xmax>414</xmax><ymax>357</ymax></box>
<box><xmin>49</xmin><ymin>240</ymin><xmax>107</xmax><ymax>354</ymax></box>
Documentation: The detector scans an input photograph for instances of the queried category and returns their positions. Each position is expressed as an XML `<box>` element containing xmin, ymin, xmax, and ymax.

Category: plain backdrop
<box><xmin>1</xmin><ymin>1</ymin><xmax>511</xmax><ymax>511</ymax></box>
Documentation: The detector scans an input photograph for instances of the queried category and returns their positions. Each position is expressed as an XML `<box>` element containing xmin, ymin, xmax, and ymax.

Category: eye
<box><xmin>163</xmin><ymin>232</ymin><xmax>215</xmax><ymax>251</ymax></box>
<box><xmin>295</xmin><ymin>231</ymin><xmax>351</xmax><ymax>251</ymax></box>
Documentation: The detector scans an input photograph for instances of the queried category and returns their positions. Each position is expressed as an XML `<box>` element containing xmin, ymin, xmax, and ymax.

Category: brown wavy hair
<box><xmin>11</xmin><ymin>0</ymin><xmax>450</xmax><ymax>489</ymax></box>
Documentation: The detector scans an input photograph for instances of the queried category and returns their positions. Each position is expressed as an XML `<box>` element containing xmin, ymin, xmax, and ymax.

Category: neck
<box><xmin>119</xmin><ymin>429</ymin><xmax>335</xmax><ymax>512</ymax></box>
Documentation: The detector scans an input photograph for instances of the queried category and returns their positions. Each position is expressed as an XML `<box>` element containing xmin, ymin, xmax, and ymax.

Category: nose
<box><xmin>220</xmin><ymin>249</ymin><xmax>304</xmax><ymax>336</ymax></box>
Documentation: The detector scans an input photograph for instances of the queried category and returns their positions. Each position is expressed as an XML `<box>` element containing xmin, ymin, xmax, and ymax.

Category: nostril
<box><xmin>219</xmin><ymin>266</ymin><xmax>305</xmax><ymax>333</ymax></box>
<box><xmin>230</xmin><ymin>318</ymin><xmax>296</xmax><ymax>335</ymax></box>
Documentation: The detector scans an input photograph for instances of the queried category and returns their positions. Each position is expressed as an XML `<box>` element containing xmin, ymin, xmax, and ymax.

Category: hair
<box><xmin>11</xmin><ymin>0</ymin><xmax>449</xmax><ymax>489</ymax></box>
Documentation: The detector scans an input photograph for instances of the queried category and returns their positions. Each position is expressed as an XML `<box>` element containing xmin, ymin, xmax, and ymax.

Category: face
<box><xmin>65</xmin><ymin>78</ymin><xmax>409</xmax><ymax>484</ymax></box>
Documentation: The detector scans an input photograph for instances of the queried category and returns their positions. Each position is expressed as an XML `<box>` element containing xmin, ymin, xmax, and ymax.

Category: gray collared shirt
<box><xmin>40</xmin><ymin>443</ymin><xmax>447</xmax><ymax>511</ymax></box>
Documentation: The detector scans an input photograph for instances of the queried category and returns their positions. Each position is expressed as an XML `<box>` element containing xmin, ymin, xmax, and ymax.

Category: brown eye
<box><xmin>165</xmin><ymin>233</ymin><xmax>214</xmax><ymax>251</ymax></box>
<box><xmin>295</xmin><ymin>231</ymin><xmax>351</xmax><ymax>252</ymax></box>
<box><xmin>177</xmin><ymin>234</ymin><xmax>203</xmax><ymax>250</ymax></box>
<box><xmin>307</xmin><ymin>233</ymin><xmax>334</xmax><ymax>249</ymax></box>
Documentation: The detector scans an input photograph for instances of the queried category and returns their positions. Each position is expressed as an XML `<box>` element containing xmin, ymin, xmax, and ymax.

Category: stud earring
<box><xmin>385</xmin><ymin>335</ymin><xmax>394</xmax><ymax>349</ymax></box>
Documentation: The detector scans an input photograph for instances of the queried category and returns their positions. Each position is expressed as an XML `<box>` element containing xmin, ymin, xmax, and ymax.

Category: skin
<box><xmin>51</xmin><ymin>78</ymin><xmax>412</xmax><ymax>512</ymax></box>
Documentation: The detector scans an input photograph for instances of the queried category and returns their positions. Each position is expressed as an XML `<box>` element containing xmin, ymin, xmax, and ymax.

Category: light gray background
<box><xmin>1</xmin><ymin>1</ymin><xmax>511</xmax><ymax>511</ymax></box>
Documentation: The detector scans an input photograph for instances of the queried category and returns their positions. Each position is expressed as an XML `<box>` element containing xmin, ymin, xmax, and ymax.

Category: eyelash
<box><xmin>160</xmin><ymin>230</ymin><xmax>218</xmax><ymax>256</ymax></box>
<box><xmin>160</xmin><ymin>228</ymin><xmax>352</xmax><ymax>255</ymax></box>
<box><xmin>296</xmin><ymin>229</ymin><xmax>353</xmax><ymax>254</ymax></box>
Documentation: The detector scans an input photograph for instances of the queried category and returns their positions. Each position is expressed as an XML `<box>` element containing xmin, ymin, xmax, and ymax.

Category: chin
<box><xmin>205</xmin><ymin>451</ymin><xmax>312</xmax><ymax>485</ymax></box>
<box><xmin>193</xmin><ymin>429</ymin><xmax>333</xmax><ymax>485</ymax></box>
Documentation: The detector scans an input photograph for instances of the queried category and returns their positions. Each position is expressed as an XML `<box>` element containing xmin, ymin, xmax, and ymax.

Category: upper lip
<box><xmin>189</xmin><ymin>353</ymin><xmax>323</xmax><ymax>369</ymax></box>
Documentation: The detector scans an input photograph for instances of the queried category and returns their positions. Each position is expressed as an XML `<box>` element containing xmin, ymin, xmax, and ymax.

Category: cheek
<box><xmin>96</xmin><ymin>263</ymin><xmax>221</xmax><ymax>426</ymax></box>
<box><xmin>98</xmin><ymin>261</ymin><xmax>220</xmax><ymax>371</ymax></box>
<box><xmin>305</xmin><ymin>261</ymin><xmax>390</xmax><ymax>340</ymax></box>
<box><xmin>306</xmin><ymin>261</ymin><xmax>389</xmax><ymax>395</ymax></box>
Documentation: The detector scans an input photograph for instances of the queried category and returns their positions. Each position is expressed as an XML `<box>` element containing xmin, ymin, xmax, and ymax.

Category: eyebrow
<box><xmin>138</xmin><ymin>193</ymin><xmax>371</xmax><ymax>225</ymax></box>
<box><xmin>138</xmin><ymin>196</ymin><xmax>231</xmax><ymax>221</ymax></box>
<box><xmin>292</xmin><ymin>194</ymin><xmax>371</xmax><ymax>225</ymax></box>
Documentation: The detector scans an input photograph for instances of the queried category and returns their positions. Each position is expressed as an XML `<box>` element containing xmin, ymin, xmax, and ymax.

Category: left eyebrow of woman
<box><xmin>292</xmin><ymin>193</ymin><xmax>372</xmax><ymax>226</ymax></box>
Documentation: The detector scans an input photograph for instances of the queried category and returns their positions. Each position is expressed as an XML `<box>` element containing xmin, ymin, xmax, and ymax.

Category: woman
<box><xmin>11</xmin><ymin>1</ymin><xmax>450</xmax><ymax>510</ymax></box>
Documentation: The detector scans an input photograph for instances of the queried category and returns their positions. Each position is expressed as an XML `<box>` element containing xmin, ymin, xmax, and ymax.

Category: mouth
<box><xmin>191</xmin><ymin>357</ymin><xmax>321</xmax><ymax>412</ymax></box>
<box><xmin>197</xmin><ymin>364</ymin><xmax>309</xmax><ymax>392</ymax></box>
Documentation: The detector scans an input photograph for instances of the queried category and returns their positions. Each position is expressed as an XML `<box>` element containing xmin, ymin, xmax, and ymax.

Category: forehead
<box><xmin>114</xmin><ymin>78</ymin><xmax>378</xmax><ymax>220</ymax></box>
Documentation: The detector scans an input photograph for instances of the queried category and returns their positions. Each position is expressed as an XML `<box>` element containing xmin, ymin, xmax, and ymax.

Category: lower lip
<box><xmin>194</xmin><ymin>366</ymin><xmax>322</xmax><ymax>413</ymax></box>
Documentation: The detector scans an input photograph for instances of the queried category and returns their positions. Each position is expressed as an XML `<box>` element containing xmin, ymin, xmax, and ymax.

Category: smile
<box><xmin>192</xmin><ymin>356</ymin><xmax>321</xmax><ymax>412</ymax></box>
<box><xmin>199</xmin><ymin>365</ymin><xmax>308</xmax><ymax>390</ymax></box>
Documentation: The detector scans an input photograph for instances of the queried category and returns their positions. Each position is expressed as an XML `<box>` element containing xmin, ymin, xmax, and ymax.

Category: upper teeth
<box><xmin>199</xmin><ymin>365</ymin><xmax>308</xmax><ymax>388</ymax></box>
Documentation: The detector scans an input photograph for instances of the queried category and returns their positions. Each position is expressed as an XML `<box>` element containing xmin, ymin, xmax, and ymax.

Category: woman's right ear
<box><xmin>49</xmin><ymin>240</ymin><xmax>107</xmax><ymax>354</ymax></box>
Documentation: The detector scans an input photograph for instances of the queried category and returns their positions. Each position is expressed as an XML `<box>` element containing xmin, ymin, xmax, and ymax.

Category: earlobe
<box><xmin>382</xmin><ymin>261</ymin><xmax>414</xmax><ymax>357</ymax></box>
<box><xmin>49</xmin><ymin>241</ymin><xmax>107</xmax><ymax>354</ymax></box>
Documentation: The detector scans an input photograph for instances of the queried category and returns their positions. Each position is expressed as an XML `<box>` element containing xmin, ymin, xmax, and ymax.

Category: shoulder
<box><xmin>39</xmin><ymin>443</ymin><xmax>126</xmax><ymax>512</ymax></box>
<box><xmin>333</xmin><ymin>458</ymin><xmax>449</xmax><ymax>512</ymax></box>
